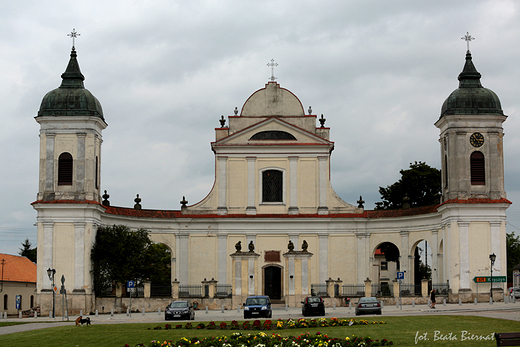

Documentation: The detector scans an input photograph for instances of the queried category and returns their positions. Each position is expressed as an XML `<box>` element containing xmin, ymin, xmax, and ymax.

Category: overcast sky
<box><xmin>1</xmin><ymin>0</ymin><xmax>520</xmax><ymax>256</ymax></box>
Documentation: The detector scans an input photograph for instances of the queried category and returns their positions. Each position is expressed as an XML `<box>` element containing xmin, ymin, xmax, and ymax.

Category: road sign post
<box><xmin>397</xmin><ymin>272</ymin><xmax>404</xmax><ymax>310</ymax></box>
<box><xmin>127</xmin><ymin>281</ymin><xmax>135</xmax><ymax>317</ymax></box>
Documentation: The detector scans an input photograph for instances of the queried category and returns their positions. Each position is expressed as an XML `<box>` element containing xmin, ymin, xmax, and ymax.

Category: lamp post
<box><xmin>47</xmin><ymin>268</ymin><xmax>56</xmax><ymax>318</ymax></box>
<box><xmin>489</xmin><ymin>253</ymin><xmax>496</xmax><ymax>301</ymax></box>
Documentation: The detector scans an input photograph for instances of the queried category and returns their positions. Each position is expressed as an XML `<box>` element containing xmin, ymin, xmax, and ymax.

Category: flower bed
<box><xmin>148</xmin><ymin>318</ymin><xmax>386</xmax><ymax>332</ymax></box>
<box><xmin>135</xmin><ymin>331</ymin><xmax>393</xmax><ymax>347</ymax></box>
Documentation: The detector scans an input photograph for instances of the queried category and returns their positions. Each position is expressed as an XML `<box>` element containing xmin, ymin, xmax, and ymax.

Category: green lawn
<box><xmin>0</xmin><ymin>316</ymin><xmax>518</xmax><ymax>346</ymax></box>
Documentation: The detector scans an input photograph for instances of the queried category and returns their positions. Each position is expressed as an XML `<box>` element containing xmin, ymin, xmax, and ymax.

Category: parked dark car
<box><xmin>243</xmin><ymin>295</ymin><xmax>272</xmax><ymax>319</ymax></box>
<box><xmin>511</xmin><ymin>287</ymin><xmax>520</xmax><ymax>299</ymax></box>
<box><xmin>355</xmin><ymin>297</ymin><xmax>382</xmax><ymax>316</ymax></box>
<box><xmin>165</xmin><ymin>300</ymin><xmax>195</xmax><ymax>320</ymax></box>
<box><xmin>301</xmin><ymin>296</ymin><xmax>325</xmax><ymax>316</ymax></box>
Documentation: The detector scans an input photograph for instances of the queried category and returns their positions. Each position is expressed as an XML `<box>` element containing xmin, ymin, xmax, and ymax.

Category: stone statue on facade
<box><xmin>248</xmin><ymin>241</ymin><xmax>255</xmax><ymax>252</ymax></box>
<box><xmin>302</xmin><ymin>240</ymin><xmax>308</xmax><ymax>252</ymax></box>
<box><xmin>235</xmin><ymin>241</ymin><xmax>242</xmax><ymax>253</ymax></box>
<box><xmin>288</xmin><ymin>240</ymin><xmax>295</xmax><ymax>251</ymax></box>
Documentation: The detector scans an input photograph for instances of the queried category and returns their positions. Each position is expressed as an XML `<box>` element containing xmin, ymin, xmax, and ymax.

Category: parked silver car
<box><xmin>355</xmin><ymin>297</ymin><xmax>382</xmax><ymax>316</ymax></box>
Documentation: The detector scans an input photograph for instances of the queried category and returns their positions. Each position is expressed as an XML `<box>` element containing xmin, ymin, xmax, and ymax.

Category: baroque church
<box><xmin>33</xmin><ymin>42</ymin><xmax>510</xmax><ymax>315</ymax></box>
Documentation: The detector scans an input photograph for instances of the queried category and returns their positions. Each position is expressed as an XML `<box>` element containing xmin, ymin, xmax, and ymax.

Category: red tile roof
<box><xmin>0</xmin><ymin>254</ymin><xmax>36</xmax><ymax>283</ymax></box>
<box><xmin>31</xmin><ymin>197</ymin><xmax>511</xmax><ymax>220</ymax></box>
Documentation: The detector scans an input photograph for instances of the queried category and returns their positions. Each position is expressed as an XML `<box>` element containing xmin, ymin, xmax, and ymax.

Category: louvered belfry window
<box><xmin>262</xmin><ymin>170</ymin><xmax>283</xmax><ymax>202</ymax></box>
<box><xmin>58</xmin><ymin>152</ymin><xmax>73</xmax><ymax>185</ymax></box>
<box><xmin>470</xmin><ymin>151</ymin><xmax>485</xmax><ymax>185</ymax></box>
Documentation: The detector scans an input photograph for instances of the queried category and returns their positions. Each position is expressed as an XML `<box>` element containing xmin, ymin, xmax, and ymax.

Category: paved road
<box><xmin>1</xmin><ymin>300</ymin><xmax>519</xmax><ymax>335</ymax></box>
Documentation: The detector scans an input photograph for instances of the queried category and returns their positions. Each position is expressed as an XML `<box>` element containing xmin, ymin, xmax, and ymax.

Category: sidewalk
<box><xmin>1</xmin><ymin>300</ymin><xmax>519</xmax><ymax>335</ymax></box>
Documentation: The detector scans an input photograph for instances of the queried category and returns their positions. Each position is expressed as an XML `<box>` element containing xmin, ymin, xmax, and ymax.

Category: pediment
<box><xmin>214</xmin><ymin>118</ymin><xmax>332</xmax><ymax>146</ymax></box>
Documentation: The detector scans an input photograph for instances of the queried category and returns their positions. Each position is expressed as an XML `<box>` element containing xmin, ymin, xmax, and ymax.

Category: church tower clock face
<box><xmin>469</xmin><ymin>132</ymin><xmax>484</xmax><ymax>147</ymax></box>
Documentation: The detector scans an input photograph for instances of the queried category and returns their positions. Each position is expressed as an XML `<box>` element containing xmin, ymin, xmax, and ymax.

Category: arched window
<box><xmin>58</xmin><ymin>152</ymin><xmax>73</xmax><ymax>185</ymax></box>
<box><xmin>470</xmin><ymin>151</ymin><xmax>485</xmax><ymax>185</ymax></box>
<box><xmin>262</xmin><ymin>170</ymin><xmax>283</xmax><ymax>202</ymax></box>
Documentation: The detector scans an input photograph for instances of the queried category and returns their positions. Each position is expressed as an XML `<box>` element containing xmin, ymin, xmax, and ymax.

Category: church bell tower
<box><xmin>435</xmin><ymin>48</ymin><xmax>507</xmax><ymax>202</ymax></box>
<box><xmin>33</xmin><ymin>39</ymin><xmax>107</xmax><ymax>315</ymax></box>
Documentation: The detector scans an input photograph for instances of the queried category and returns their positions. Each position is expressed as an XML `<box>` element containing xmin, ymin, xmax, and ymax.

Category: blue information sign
<box><xmin>127</xmin><ymin>280</ymin><xmax>135</xmax><ymax>288</ymax></box>
<box><xmin>397</xmin><ymin>272</ymin><xmax>405</xmax><ymax>279</ymax></box>
<box><xmin>15</xmin><ymin>295</ymin><xmax>21</xmax><ymax>310</ymax></box>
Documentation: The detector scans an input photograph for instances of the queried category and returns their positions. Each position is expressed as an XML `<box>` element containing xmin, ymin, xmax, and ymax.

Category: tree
<box><xmin>91</xmin><ymin>225</ymin><xmax>152</xmax><ymax>295</ymax></box>
<box><xmin>507</xmin><ymin>232</ymin><xmax>520</xmax><ymax>282</ymax></box>
<box><xmin>375</xmin><ymin>161</ymin><xmax>441</xmax><ymax>210</ymax></box>
<box><xmin>145</xmin><ymin>243</ymin><xmax>172</xmax><ymax>286</ymax></box>
<box><xmin>19</xmin><ymin>238</ymin><xmax>37</xmax><ymax>263</ymax></box>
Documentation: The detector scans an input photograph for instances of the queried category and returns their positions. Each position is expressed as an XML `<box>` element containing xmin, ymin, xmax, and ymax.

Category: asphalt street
<box><xmin>0</xmin><ymin>300</ymin><xmax>519</xmax><ymax>335</ymax></box>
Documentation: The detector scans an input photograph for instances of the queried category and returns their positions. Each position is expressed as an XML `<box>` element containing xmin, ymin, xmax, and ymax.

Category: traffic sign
<box><xmin>53</xmin><ymin>285</ymin><xmax>58</xmax><ymax>293</ymax></box>
<box><xmin>397</xmin><ymin>272</ymin><xmax>404</xmax><ymax>279</ymax></box>
<box><xmin>127</xmin><ymin>280</ymin><xmax>135</xmax><ymax>288</ymax></box>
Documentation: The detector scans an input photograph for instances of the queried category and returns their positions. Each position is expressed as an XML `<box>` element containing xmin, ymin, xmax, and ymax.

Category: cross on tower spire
<box><xmin>461</xmin><ymin>32</ymin><xmax>475</xmax><ymax>52</ymax></box>
<box><xmin>267</xmin><ymin>59</ymin><xmax>278</xmax><ymax>81</ymax></box>
<box><xmin>68</xmin><ymin>28</ymin><xmax>80</xmax><ymax>50</ymax></box>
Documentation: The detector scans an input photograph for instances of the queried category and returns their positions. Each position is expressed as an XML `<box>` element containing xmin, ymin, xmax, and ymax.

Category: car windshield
<box><xmin>359</xmin><ymin>297</ymin><xmax>378</xmax><ymax>303</ymax></box>
<box><xmin>307</xmin><ymin>297</ymin><xmax>321</xmax><ymax>303</ymax></box>
<box><xmin>246</xmin><ymin>298</ymin><xmax>267</xmax><ymax>305</ymax></box>
<box><xmin>169</xmin><ymin>302</ymin><xmax>188</xmax><ymax>308</ymax></box>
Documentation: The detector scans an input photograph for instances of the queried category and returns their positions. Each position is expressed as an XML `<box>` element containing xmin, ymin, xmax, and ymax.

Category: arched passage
<box><xmin>372</xmin><ymin>242</ymin><xmax>400</xmax><ymax>296</ymax></box>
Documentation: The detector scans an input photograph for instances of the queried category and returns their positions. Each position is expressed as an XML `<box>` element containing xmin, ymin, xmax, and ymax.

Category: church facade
<box><xmin>33</xmin><ymin>46</ymin><xmax>510</xmax><ymax>315</ymax></box>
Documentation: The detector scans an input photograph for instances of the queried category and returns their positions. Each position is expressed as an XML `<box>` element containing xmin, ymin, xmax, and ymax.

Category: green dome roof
<box><xmin>37</xmin><ymin>48</ymin><xmax>104</xmax><ymax>120</ymax></box>
<box><xmin>440</xmin><ymin>51</ymin><xmax>503</xmax><ymax>117</ymax></box>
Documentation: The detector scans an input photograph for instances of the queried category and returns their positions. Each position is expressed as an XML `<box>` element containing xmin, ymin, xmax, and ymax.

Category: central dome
<box><xmin>37</xmin><ymin>48</ymin><xmax>104</xmax><ymax>119</ymax></box>
<box><xmin>241</xmin><ymin>82</ymin><xmax>304</xmax><ymax>117</ymax></box>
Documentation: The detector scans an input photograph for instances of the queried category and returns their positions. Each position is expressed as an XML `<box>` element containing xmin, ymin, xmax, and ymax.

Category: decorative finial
<box><xmin>461</xmin><ymin>32</ymin><xmax>475</xmax><ymax>52</ymax></box>
<box><xmin>308</xmin><ymin>106</ymin><xmax>312</xmax><ymax>115</ymax></box>
<box><xmin>267</xmin><ymin>59</ymin><xmax>278</xmax><ymax>81</ymax></box>
<box><xmin>220</xmin><ymin>115</ymin><xmax>226</xmax><ymax>128</ymax></box>
<box><xmin>234</xmin><ymin>107</ymin><xmax>238</xmax><ymax>116</ymax></box>
<box><xmin>319</xmin><ymin>114</ymin><xmax>326</xmax><ymax>127</ymax></box>
<box><xmin>102</xmin><ymin>190</ymin><xmax>110</xmax><ymax>207</ymax></box>
<box><xmin>67</xmin><ymin>28</ymin><xmax>80</xmax><ymax>50</ymax></box>
<box><xmin>180</xmin><ymin>196</ymin><xmax>188</xmax><ymax>209</ymax></box>
<box><xmin>134</xmin><ymin>194</ymin><xmax>142</xmax><ymax>210</ymax></box>
<box><xmin>357</xmin><ymin>196</ymin><xmax>365</xmax><ymax>209</ymax></box>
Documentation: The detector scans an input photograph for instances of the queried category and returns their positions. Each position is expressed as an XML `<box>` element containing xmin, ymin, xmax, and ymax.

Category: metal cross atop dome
<box><xmin>68</xmin><ymin>28</ymin><xmax>80</xmax><ymax>49</ymax></box>
<box><xmin>461</xmin><ymin>32</ymin><xmax>475</xmax><ymax>52</ymax></box>
<box><xmin>267</xmin><ymin>59</ymin><xmax>278</xmax><ymax>81</ymax></box>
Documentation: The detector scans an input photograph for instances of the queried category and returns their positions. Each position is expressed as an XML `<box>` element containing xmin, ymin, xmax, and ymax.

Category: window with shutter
<box><xmin>470</xmin><ymin>151</ymin><xmax>485</xmax><ymax>185</ymax></box>
<box><xmin>58</xmin><ymin>152</ymin><xmax>73</xmax><ymax>185</ymax></box>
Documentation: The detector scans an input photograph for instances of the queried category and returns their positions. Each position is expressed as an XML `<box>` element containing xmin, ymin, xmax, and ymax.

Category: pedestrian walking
<box><xmin>430</xmin><ymin>289</ymin><xmax>436</xmax><ymax>309</ymax></box>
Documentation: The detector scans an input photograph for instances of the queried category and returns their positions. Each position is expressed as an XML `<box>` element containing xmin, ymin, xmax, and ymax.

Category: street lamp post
<box><xmin>47</xmin><ymin>268</ymin><xmax>56</xmax><ymax>318</ymax></box>
<box><xmin>489</xmin><ymin>253</ymin><xmax>496</xmax><ymax>301</ymax></box>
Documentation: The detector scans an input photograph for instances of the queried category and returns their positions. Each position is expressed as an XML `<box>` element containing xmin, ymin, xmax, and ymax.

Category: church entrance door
<box><xmin>264</xmin><ymin>266</ymin><xmax>282</xmax><ymax>299</ymax></box>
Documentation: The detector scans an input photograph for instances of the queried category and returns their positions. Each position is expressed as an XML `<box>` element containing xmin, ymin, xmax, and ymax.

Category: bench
<box><xmin>495</xmin><ymin>332</ymin><xmax>520</xmax><ymax>346</ymax></box>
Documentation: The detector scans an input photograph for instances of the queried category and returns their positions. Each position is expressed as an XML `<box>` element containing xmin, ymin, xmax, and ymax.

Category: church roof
<box><xmin>440</xmin><ymin>51</ymin><xmax>503</xmax><ymax>118</ymax></box>
<box><xmin>0</xmin><ymin>253</ymin><xmax>36</xmax><ymax>283</ymax></box>
<box><xmin>37</xmin><ymin>48</ymin><xmax>104</xmax><ymax>120</ymax></box>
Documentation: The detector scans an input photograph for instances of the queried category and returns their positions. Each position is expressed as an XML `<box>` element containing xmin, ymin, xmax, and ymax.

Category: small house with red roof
<box><xmin>0</xmin><ymin>254</ymin><xmax>36</xmax><ymax>315</ymax></box>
